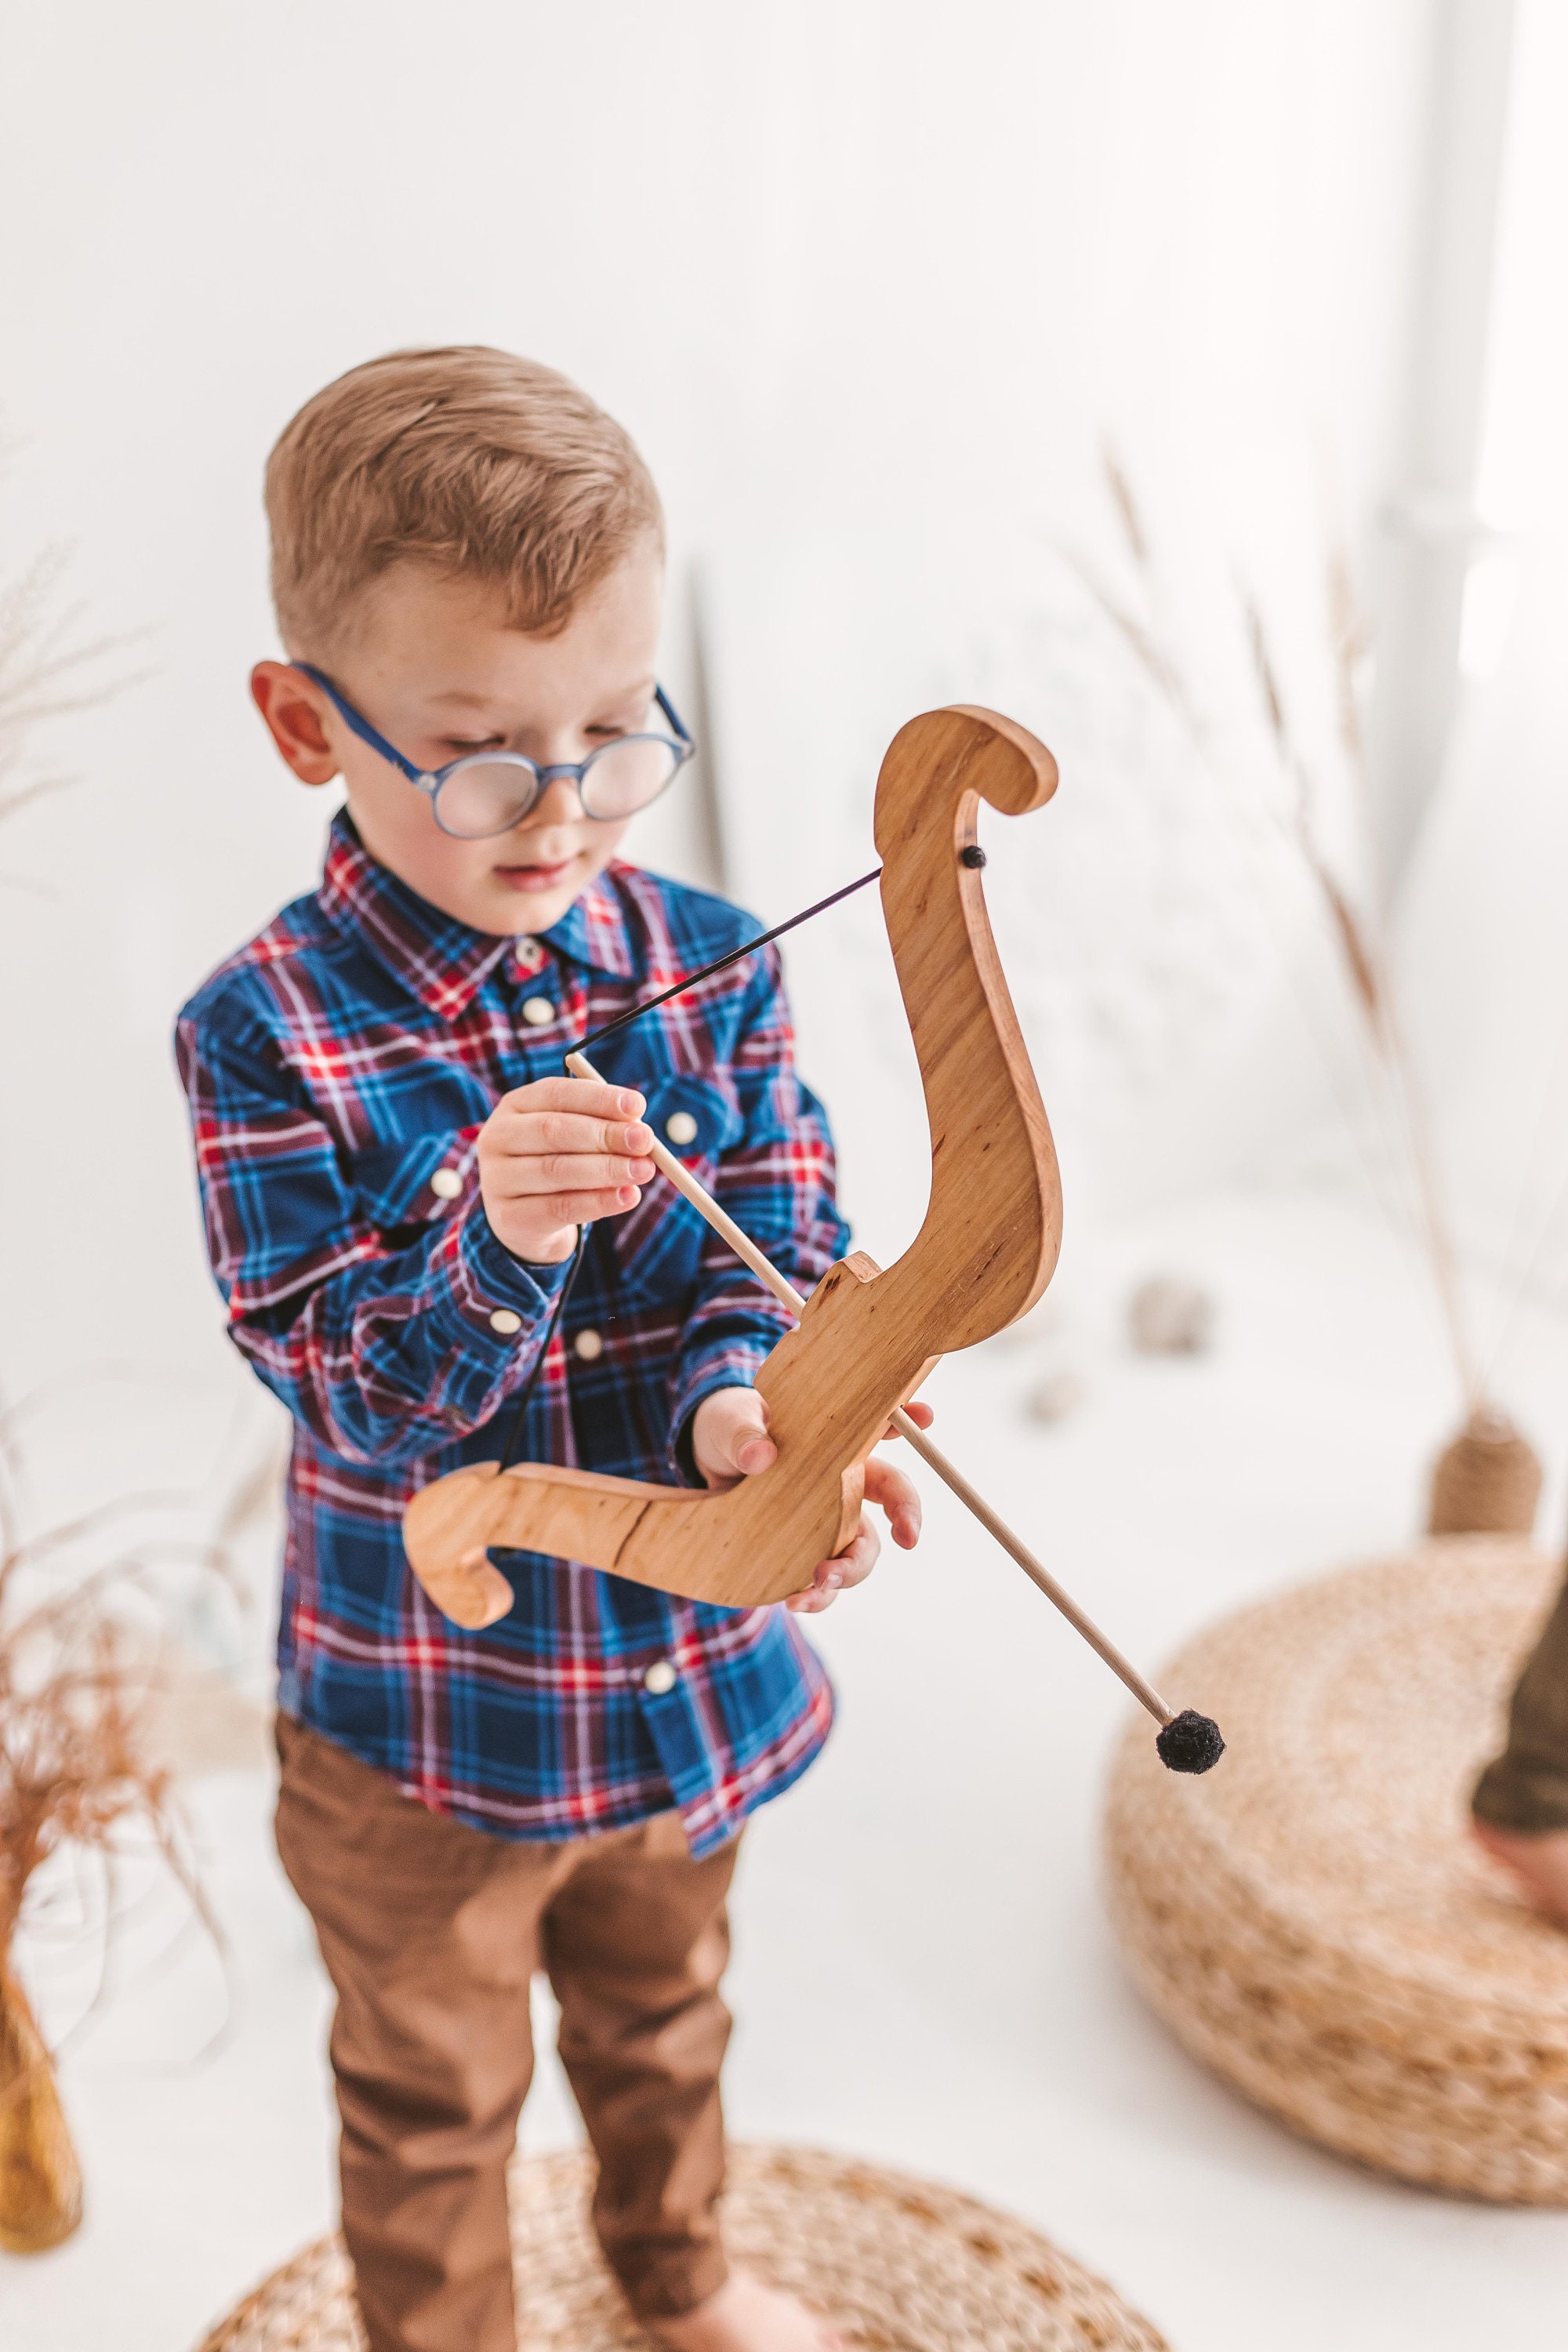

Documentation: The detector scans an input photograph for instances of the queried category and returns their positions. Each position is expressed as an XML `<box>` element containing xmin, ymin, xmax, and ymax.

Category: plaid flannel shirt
<box><xmin>175</xmin><ymin>811</ymin><xmax>848</xmax><ymax>1857</ymax></box>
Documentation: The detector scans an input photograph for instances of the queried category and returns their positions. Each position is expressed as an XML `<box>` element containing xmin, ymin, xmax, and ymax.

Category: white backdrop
<box><xmin>1</xmin><ymin>0</ymin><xmax>1443</xmax><ymax>1417</ymax></box>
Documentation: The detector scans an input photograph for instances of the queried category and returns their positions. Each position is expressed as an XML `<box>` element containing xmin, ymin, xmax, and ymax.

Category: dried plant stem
<box><xmin>1316</xmin><ymin>540</ymin><xmax>1483</xmax><ymax>1405</ymax></box>
<box><xmin>0</xmin><ymin>528</ymin><xmax>149</xmax><ymax>892</ymax></box>
<box><xmin>1382</xmin><ymin>1003</ymin><xmax>1483</xmax><ymax>1401</ymax></box>
<box><xmin>1080</xmin><ymin>453</ymin><xmax>1482</xmax><ymax>1407</ymax></box>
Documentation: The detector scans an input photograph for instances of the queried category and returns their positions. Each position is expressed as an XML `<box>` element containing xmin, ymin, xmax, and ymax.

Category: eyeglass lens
<box><xmin>434</xmin><ymin>734</ymin><xmax>685</xmax><ymax>840</ymax></box>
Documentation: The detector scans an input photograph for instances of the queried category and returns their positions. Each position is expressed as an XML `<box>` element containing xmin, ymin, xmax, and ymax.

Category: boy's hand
<box><xmin>477</xmin><ymin>1077</ymin><xmax>655</xmax><ymax>1265</ymax></box>
<box><xmin>690</xmin><ymin>1390</ymin><xmax>935</xmax><ymax>1613</ymax></box>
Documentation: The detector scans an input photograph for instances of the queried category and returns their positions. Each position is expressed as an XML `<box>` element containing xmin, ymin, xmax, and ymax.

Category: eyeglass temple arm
<box><xmin>655</xmin><ymin>683</ymin><xmax>694</xmax><ymax>749</ymax></box>
<box><xmin>293</xmin><ymin>663</ymin><xmax>428</xmax><ymax>785</ymax></box>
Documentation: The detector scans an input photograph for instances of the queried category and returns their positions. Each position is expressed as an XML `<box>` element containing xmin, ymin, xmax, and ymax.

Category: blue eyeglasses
<box><xmin>294</xmin><ymin>663</ymin><xmax>695</xmax><ymax>840</ymax></box>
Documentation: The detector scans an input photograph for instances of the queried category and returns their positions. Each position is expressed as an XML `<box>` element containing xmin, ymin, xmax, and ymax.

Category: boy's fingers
<box><xmin>492</xmin><ymin>1110</ymin><xmax>653</xmax><ymax>1157</ymax></box>
<box><xmin>887</xmin><ymin>1399</ymin><xmax>934</xmax><ymax>1436</ymax></box>
<box><xmin>832</xmin><ymin>1516</ymin><xmax>880</xmax><ymax>1585</ymax></box>
<box><xmin>779</xmin><ymin>1414</ymin><xmax>929</xmax><ymax>1604</ymax></box>
<box><xmin>530</xmin><ymin>1185</ymin><xmax>642</xmax><ymax>1223</ymax></box>
<box><xmin>528</xmin><ymin>1110</ymin><xmax>654</xmax><ymax>1156</ymax></box>
<box><xmin>862</xmin><ymin>1456</ymin><xmax>922</xmax><ymax>1548</ymax></box>
<box><xmin>786</xmin><ymin>1515</ymin><xmax>881</xmax><ymax>1610</ymax></box>
<box><xmin>491</xmin><ymin>1153</ymin><xmax>655</xmax><ymax>1195</ymax></box>
<box><xmin>506</xmin><ymin>1078</ymin><xmax>646</xmax><ymax>1122</ymax></box>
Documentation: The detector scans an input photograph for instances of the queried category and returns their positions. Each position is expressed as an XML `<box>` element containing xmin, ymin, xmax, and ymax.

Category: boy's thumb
<box><xmin>728</xmin><ymin>1396</ymin><xmax>775</xmax><ymax>1475</ymax></box>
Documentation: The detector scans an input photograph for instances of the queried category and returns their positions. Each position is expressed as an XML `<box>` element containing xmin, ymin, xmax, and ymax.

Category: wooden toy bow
<box><xmin>402</xmin><ymin>705</ymin><xmax>1225</xmax><ymax>1772</ymax></box>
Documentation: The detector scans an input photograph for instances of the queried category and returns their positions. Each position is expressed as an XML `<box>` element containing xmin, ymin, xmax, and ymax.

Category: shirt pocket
<box><xmin>609</xmin><ymin>1073</ymin><xmax>745</xmax><ymax>1305</ymax></box>
<box><xmin>343</xmin><ymin>1133</ymin><xmax>478</xmax><ymax>1246</ymax></box>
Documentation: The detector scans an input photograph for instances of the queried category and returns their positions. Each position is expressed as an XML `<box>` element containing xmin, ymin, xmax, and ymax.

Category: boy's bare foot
<box><xmin>648</xmin><ymin>2270</ymin><xmax>847</xmax><ymax>2352</ymax></box>
<box><xmin>1472</xmin><ymin>1818</ymin><xmax>1568</xmax><ymax>1929</ymax></box>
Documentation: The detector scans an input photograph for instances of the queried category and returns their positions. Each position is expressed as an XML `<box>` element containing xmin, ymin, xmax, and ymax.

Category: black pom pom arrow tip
<box><xmin>1156</xmin><ymin>1708</ymin><xmax>1226</xmax><ymax>1775</ymax></box>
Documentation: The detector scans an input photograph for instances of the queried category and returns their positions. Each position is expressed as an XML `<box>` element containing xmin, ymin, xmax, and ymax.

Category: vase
<box><xmin>0</xmin><ymin>1960</ymin><xmax>83</xmax><ymax>2252</ymax></box>
<box><xmin>1428</xmin><ymin>1406</ymin><xmax>1543</xmax><ymax>1538</ymax></box>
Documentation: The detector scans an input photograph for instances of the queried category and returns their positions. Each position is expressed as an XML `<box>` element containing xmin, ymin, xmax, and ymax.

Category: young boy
<box><xmin>176</xmin><ymin>347</ymin><xmax>928</xmax><ymax>2352</ymax></box>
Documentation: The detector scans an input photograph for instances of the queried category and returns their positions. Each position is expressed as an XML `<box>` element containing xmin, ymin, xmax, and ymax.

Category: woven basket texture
<box><xmin>1105</xmin><ymin>1537</ymin><xmax>1568</xmax><ymax>2202</ymax></box>
<box><xmin>193</xmin><ymin>2143</ymin><xmax>1170</xmax><ymax>2352</ymax></box>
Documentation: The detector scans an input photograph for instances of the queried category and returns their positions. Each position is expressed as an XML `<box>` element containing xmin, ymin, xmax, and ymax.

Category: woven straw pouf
<box><xmin>193</xmin><ymin>2143</ymin><xmax>1170</xmax><ymax>2352</ymax></box>
<box><xmin>1104</xmin><ymin>1536</ymin><xmax>1568</xmax><ymax>2201</ymax></box>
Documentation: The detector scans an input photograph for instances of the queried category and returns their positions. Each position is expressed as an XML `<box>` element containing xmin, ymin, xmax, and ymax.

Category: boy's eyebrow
<box><xmin>428</xmin><ymin>673</ymin><xmax>659</xmax><ymax>711</ymax></box>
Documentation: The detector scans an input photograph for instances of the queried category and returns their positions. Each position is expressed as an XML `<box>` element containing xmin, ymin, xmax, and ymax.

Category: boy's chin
<box><xmin>473</xmin><ymin>868</ymin><xmax>586</xmax><ymax>937</ymax></box>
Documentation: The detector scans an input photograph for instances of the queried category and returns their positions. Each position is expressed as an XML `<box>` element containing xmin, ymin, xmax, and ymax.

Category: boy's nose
<box><xmin>524</xmin><ymin>774</ymin><xmax>590</xmax><ymax>830</ymax></box>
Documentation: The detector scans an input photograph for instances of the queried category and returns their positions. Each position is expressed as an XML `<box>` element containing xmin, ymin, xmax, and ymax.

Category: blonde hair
<box><xmin>264</xmin><ymin>346</ymin><xmax>663</xmax><ymax>656</ymax></box>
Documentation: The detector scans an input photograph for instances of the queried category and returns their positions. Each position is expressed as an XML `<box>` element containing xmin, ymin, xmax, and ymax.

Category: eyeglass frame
<box><xmin>292</xmin><ymin>662</ymin><xmax>695</xmax><ymax>838</ymax></box>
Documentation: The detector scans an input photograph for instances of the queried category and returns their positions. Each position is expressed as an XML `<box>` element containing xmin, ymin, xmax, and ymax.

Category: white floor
<box><xmin>7</xmin><ymin>1186</ymin><xmax>1568</xmax><ymax>2352</ymax></box>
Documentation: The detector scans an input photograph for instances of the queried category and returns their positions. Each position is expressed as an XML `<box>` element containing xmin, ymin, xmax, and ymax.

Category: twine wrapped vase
<box><xmin>1428</xmin><ymin>1406</ymin><xmax>1542</xmax><ymax>1537</ymax></box>
<box><xmin>0</xmin><ymin>1962</ymin><xmax>82</xmax><ymax>2253</ymax></box>
<box><xmin>1104</xmin><ymin>1538</ymin><xmax>1568</xmax><ymax>2202</ymax></box>
<box><xmin>195</xmin><ymin>2144</ymin><xmax>1170</xmax><ymax>2352</ymax></box>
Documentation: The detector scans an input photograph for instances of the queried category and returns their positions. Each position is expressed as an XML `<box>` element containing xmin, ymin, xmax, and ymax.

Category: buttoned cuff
<box><xmin>430</xmin><ymin>1200</ymin><xmax>575</xmax><ymax>1357</ymax></box>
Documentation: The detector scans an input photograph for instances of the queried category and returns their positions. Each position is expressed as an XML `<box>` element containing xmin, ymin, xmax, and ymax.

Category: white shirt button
<box><xmin>573</xmin><ymin>1328</ymin><xmax>604</xmax><ymax>1362</ymax></box>
<box><xmin>521</xmin><ymin>996</ymin><xmax>555</xmax><ymax>1027</ymax></box>
<box><xmin>488</xmin><ymin>1308</ymin><xmax>523</xmax><ymax>1335</ymax></box>
<box><xmin>664</xmin><ymin>1110</ymin><xmax>699</xmax><ymax>1147</ymax></box>
<box><xmin>643</xmin><ymin>1660</ymin><xmax>677</xmax><ymax>1696</ymax></box>
<box><xmin>430</xmin><ymin>1167</ymin><xmax>463</xmax><ymax>1200</ymax></box>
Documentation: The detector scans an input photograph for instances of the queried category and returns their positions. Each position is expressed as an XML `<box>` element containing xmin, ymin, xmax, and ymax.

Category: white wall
<box><xmin>1395</xmin><ymin>0</ymin><xmax>1568</xmax><ymax>1355</ymax></box>
<box><xmin>0</xmin><ymin>0</ymin><xmax>1441</xmax><ymax>1417</ymax></box>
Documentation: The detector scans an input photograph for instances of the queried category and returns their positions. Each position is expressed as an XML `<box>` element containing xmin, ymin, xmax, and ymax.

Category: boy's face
<box><xmin>252</xmin><ymin>542</ymin><xmax>665</xmax><ymax>936</ymax></box>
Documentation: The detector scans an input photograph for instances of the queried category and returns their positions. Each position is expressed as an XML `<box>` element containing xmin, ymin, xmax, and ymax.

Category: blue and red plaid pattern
<box><xmin>175</xmin><ymin>811</ymin><xmax>849</xmax><ymax>1857</ymax></box>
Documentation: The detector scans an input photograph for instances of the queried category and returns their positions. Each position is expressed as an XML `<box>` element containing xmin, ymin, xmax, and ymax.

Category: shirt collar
<box><xmin>316</xmin><ymin>811</ymin><xmax>638</xmax><ymax>1020</ymax></box>
<box><xmin>540</xmin><ymin>873</ymin><xmax>638</xmax><ymax>983</ymax></box>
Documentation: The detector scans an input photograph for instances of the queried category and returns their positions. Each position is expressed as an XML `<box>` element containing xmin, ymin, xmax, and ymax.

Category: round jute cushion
<box><xmin>1104</xmin><ymin>1537</ymin><xmax>1568</xmax><ymax>2202</ymax></box>
<box><xmin>193</xmin><ymin>2143</ymin><xmax>1170</xmax><ymax>2352</ymax></box>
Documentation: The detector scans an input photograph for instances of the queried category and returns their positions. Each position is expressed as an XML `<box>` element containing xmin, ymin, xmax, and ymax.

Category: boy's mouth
<box><xmin>492</xmin><ymin>853</ymin><xmax>578</xmax><ymax>894</ymax></box>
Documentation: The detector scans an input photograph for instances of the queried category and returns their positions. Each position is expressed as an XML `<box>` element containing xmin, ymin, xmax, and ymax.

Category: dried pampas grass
<box><xmin>1075</xmin><ymin>451</ymin><xmax>1486</xmax><ymax>1416</ymax></box>
<box><xmin>0</xmin><ymin>1384</ymin><xmax>281</xmax><ymax>2248</ymax></box>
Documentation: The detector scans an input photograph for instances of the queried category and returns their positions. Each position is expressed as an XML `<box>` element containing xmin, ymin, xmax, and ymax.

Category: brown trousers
<box><xmin>274</xmin><ymin>1716</ymin><xmax>739</xmax><ymax>2352</ymax></box>
<box><xmin>1473</xmin><ymin>1555</ymin><xmax>1568</xmax><ymax>1831</ymax></box>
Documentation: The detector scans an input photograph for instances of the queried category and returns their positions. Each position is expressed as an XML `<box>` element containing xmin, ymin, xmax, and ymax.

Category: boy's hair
<box><xmin>265</xmin><ymin>347</ymin><xmax>663</xmax><ymax>656</ymax></box>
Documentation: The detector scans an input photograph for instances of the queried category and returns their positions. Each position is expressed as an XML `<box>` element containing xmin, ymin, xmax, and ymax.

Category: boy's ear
<box><xmin>251</xmin><ymin>662</ymin><xmax>341</xmax><ymax>787</ymax></box>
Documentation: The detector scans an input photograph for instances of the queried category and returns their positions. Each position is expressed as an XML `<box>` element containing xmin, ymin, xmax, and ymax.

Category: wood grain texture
<box><xmin>403</xmin><ymin>706</ymin><xmax>1062</xmax><ymax>1626</ymax></box>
